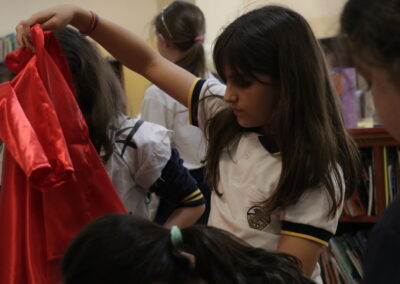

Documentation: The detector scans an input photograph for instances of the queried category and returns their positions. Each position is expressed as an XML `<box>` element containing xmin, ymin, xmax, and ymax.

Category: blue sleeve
<box><xmin>150</xmin><ymin>148</ymin><xmax>205</xmax><ymax>207</ymax></box>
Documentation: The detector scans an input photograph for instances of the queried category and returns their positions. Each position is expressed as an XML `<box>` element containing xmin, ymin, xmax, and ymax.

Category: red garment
<box><xmin>0</xmin><ymin>25</ymin><xmax>126</xmax><ymax>284</ymax></box>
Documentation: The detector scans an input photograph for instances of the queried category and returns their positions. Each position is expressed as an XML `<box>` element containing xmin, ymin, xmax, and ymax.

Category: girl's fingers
<box><xmin>15</xmin><ymin>20</ymin><xmax>34</xmax><ymax>51</ymax></box>
<box><xmin>16</xmin><ymin>7</ymin><xmax>70</xmax><ymax>51</ymax></box>
<box><xmin>15</xmin><ymin>5</ymin><xmax>79</xmax><ymax>52</ymax></box>
<box><xmin>27</xmin><ymin>11</ymin><xmax>61</xmax><ymax>30</ymax></box>
<box><xmin>23</xmin><ymin>35</ymin><xmax>35</xmax><ymax>52</ymax></box>
<box><xmin>15</xmin><ymin>21</ymin><xmax>25</xmax><ymax>47</ymax></box>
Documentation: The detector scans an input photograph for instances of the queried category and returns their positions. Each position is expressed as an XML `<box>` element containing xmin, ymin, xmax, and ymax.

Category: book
<box><xmin>330</xmin><ymin>67</ymin><xmax>359</xmax><ymax>128</ymax></box>
<box><xmin>321</xmin><ymin>233</ymin><xmax>368</xmax><ymax>284</ymax></box>
<box><xmin>367</xmin><ymin>165</ymin><xmax>374</xmax><ymax>216</ymax></box>
<box><xmin>384</xmin><ymin>147</ymin><xmax>389</xmax><ymax>206</ymax></box>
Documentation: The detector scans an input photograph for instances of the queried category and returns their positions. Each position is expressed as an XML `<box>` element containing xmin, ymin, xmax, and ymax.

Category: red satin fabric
<box><xmin>0</xmin><ymin>25</ymin><xmax>126</xmax><ymax>284</ymax></box>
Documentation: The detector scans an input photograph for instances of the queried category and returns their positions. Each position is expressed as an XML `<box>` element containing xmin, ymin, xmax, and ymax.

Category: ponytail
<box><xmin>174</xmin><ymin>40</ymin><xmax>206</xmax><ymax>77</ymax></box>
<box><xmin>180</xmin><ymin>226</ymin><xmax>314</xmax><ymax>284</ymax></box>
<box><xmin>62</xmin><ymin>215</ymin><xmax>198</xmax><ymax>284</ymax></box>
<box><xmin>154</xmin><ymin>1</ymin><xmax>206</xmax><ymax>77</ymax></box>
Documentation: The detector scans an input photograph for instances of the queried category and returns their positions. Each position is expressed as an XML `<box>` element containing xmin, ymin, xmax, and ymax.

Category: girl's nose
<box><xmin>224</xmin><ymin>85</ymin><xmax>238</xmax><ymax>103</ymax></box>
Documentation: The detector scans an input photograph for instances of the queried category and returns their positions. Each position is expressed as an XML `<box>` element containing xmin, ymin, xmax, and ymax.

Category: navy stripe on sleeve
<box><xmin>150</xmin><ymin>148</ymin><xmax>205</xmax><ymax>208</ymax></box>
<box><xmin>281</xmin><ymin>221</ymin><xmax>333</xmax><ymax>246</ymax></box>
<box><xmin>190</xmin><ymin>79</ymin><xmax>206</xmax><ymax>127</ymax></box>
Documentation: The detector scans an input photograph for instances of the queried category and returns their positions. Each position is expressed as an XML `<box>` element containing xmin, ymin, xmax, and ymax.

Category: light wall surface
<box><xmin>243</xmin><ymin>0</ymin><xmax>348</xmax><ymax>38</ymax></box>
<box><xmin>197</xmin><ymin>0</ymin><xmax>347</xmax><ymax>44</ymax></box>
<box><xmin>1</xmin><ymin>0</ymin><xmax>158</xmax><ymax>117</ymax></box>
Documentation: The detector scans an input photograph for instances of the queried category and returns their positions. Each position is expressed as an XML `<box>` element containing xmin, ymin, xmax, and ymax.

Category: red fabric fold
<box><xmin>0</xmin><ymin>25</ymin><xmax>126</xmax><ymax>284</ymax></box>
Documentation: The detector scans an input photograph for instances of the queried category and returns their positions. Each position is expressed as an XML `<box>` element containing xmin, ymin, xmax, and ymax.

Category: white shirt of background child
<box><xmin>140</xmin><ymin>73</ymin><xmax>216</xmax><ymax>170</ymax></box>
<box><xmin>104</xmin><ymin>115</ymin><xmax>172</xmax><ymax>220</ymax></box>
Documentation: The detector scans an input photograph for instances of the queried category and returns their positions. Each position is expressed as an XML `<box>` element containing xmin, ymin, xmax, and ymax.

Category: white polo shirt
<box><xmin>188</xmin><ymin>78</ymin><xmax>343</xmax><ymax>283</ymax></box>
<box><xmin>104</xmin><ymin>115</ymin><xmax>172</xmax><ymax>219</ymax></box>
<box><xmin>141</xmin><ymin>74</ymin><xmax>215</xmax><ymax>170</ymax></box>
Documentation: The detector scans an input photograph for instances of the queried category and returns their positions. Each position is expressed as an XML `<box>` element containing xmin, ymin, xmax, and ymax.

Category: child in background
<box><xmin>341</xmin><ymin>0</ymin><xmax>400</xmax><ymax>282</ymax></box>
<box><xmin>61</xmin><ymin>214</ymin><xmax>314</xmax><ymax>284</ymax></box>
<box><xmin>141</xmin><ymin>1</ymin><xmax>211</xmax><ymax>224</ymax></box>
<box><xmin>17</xmin><ymin>4</ymin><xmax>360</xmax><ymax>282</ymax></box>
<box><xmin>53</xmin><ymin>28</ymin><xmax>205</xmax><ymax>228</ymax></box>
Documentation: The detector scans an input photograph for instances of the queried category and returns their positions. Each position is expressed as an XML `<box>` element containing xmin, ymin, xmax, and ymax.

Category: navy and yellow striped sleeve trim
<box><xmin>280</xmin><ymin>221</ymin><xmax>333</xmax><ymax>246</ymax></box>
<box><xmin>188</xmin><ymin>78</ymin><xmax>206</xmax><ymax>127</ymax></box>
<box><xmin>180</xmin><ymin>189</ymin><xmax>204</xmax><ymax>207</ymax></box>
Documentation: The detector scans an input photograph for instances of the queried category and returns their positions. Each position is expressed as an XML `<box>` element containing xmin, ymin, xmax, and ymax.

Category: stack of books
<box><xmin>0</xmin><ymin>33</ymin><xmax>17</xmax><ymax>63</ymax></box>
<box><xmin>320</xmin><ymin>232</ymin><xmax>367</xmax><ymax>284</ymax></box>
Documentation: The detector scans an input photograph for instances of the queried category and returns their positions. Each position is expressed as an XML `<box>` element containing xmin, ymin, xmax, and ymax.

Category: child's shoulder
<box><xmin>145</xmin><ymin>84</ymin><xmax>171</xmax><ymax>101</ymax></box>
<box><xmin>115</xmin><ymin>115</ymin><xmax>172</xmax><ymax>148</ymax></box>
<box><xmin>196</xmin><ymin>77</ymin><xmax>225</xmax><ymax>98</ymax></box>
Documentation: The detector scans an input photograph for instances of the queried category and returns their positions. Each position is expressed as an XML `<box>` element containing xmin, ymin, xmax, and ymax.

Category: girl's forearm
<box><xmin>80</xmin><ymin>11</ymin><xmax>194</xmax><ymax>106</ymax></box>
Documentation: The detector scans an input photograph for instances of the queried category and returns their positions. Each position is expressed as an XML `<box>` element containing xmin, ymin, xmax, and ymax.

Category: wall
<box><xmin>243</xmin><ymin>0</ymin><xmax>348</xmax><ymax>38</ymax></box>
<box><xmin>197</xmin><ymin>0</ymin><xmax>347</xmax><ymax>44</ymax></box>
<box><xmin>1</xmin><ymin>0</ymin><xmax>156</xmax><ymax>37</ymax></box>
<box><xmin>1</xmin><ymin>0</ymin><xmax>158</xmax><ymax>117</ymax></box>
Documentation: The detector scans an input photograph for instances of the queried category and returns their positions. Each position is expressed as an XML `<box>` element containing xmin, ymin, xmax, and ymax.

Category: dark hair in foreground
<box><xmin>154</xmin><ymin>0</ymin><xmax>206</xmax><ymax>77</ymax></box>
<box><xmin>205</xmin><ymin>5</ymin><xmax>360</xmax><ymax>218</ymax></box>
<box><xmin>61</xmin><ymin>214</ymin><xmax>314</xmax><ymax>284</ymax></box>
<box><xmin>341</xmin><ymin>0</ymin><xmax>400</xmax><ymax>80</ymax></box>
<box><xmin>54</xmin><ymin>28</ymin><xmax>126</xmax><ymax>161</ymax></box>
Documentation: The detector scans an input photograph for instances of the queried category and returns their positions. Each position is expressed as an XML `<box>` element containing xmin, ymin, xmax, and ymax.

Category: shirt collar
<box><xmin>257</xmin><ymin>135</ymin><xmax>280</xmax><ymax>155</ymax></box>
<box><xmin>241</xmin><ymin>127</ymin><xmax>281</xmax><ymax>155</ymax></box>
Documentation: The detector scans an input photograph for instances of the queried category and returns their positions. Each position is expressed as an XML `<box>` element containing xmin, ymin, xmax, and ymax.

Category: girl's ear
<box><xmin>156</xmin><ymin>33</ymin><xmax>171</xmax><ymax>48</ymax></box>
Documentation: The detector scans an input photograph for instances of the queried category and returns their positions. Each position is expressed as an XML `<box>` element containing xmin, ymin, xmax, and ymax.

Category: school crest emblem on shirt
<box><xmin>247</xmin><ymin>206</ymin><xmax>271</xmax><ymax>230</ymax></box>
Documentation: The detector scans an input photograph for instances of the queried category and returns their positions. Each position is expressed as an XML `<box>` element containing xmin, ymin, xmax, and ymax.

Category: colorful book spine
<box><xmin>384</xmin><ymin>147</ymin><xmax>389</xmax><ymax>206</ymax></box>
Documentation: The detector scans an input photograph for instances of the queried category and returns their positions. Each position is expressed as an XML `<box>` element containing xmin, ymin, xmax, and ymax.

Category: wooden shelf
<box><xmin>339</xmin><ymin>215</ymin><xmax>378</xmax><ymax>223</ymax></box>
<box><xmin>348</xmin><ymin>127</ymin><xmax>399</xmax><ymax>147</ymax></box>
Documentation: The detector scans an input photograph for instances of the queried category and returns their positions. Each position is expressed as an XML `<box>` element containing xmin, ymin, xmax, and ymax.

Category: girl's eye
<box><xmin>233</xmin><ymin>77</ymin><xmax>252</xmax><ymax>88</ymax></box>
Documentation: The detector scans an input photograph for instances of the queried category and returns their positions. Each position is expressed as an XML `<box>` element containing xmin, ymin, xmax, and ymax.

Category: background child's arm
<box><xmin>149</xmin><ymin>149</ymin><xmax>206</xmax><ymax>228</ymax></box>
<box><xmin>277</xmin><ymin>235</ymin><xmax>323</xmax><ymax>277</ymax></box>
<box><xmin>163</xmin><ymin>206</ymin><xmax>205</xmax><ymax>229</ymax></box>
<box><xmin>16</xmin><ymin>4</ymin><xmax>196</xmax><ymax>107</ymax></box>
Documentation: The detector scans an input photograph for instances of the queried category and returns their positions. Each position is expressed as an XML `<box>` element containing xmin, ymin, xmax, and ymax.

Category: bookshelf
<box><xmin>339</xmin><ymin>215</ymin><xmax>377</xmax><ymax>223</ymax></box>
<box><xmin>343</xmin><ymin>127</ymin><xmax>399</xmax><ymax>221</ymax></box>
<box><xmin>321</xmin><ymin>128</ymin><xmax>400</xmax><ymax>284</ymax></box>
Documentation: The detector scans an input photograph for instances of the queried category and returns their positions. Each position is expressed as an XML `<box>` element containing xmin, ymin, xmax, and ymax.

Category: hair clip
<box><xmin>160</xmin><ymin>7</ymin><xmax>173</xmax><ymax>39</ymax></box>
<box><xmin>194</xmin><ymin>35</ymin><xmax>204</xmax><ymax>42</ymax></box>
<box><xmin>170</xmin><ymin>225</ymin><xmax>183</xmax><ymax>247</ymax></box>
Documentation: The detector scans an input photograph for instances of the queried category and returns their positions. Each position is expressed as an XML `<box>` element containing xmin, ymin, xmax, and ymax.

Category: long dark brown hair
<box><xmin>341</xmin><ymin>0</ymin><xmax>400</xmax><ymax>80</ymax></box>
<box><xmin>54</xmin><ymin>28</ymin><xmax>126</xmax><ymax>161</ymax></box>
<box><xmin>154</xmin><ymin>1</ymin><xmax>206</xmax><ymax>77</ymax></box>
<box><xmin>62</xmin><ymin>214</ymin><xmax>314</xmax><ymax>284</ymax></box>
<box><xmin>206</xmin><ymin>5</ymin><xmax>360</xmax><ymax>218</ymax></box>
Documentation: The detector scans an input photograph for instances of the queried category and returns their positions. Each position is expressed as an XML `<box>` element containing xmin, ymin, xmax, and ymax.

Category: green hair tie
<box><xmin>170</xmin><ymin>225</ymin><xmax>183</xmax><ymax>247</ymax></box>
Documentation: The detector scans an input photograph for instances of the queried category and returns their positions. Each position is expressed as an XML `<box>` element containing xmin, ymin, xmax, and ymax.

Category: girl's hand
<box><xmin>15</xmin><ymin>4</ymin><xmax>91</xmax><ymax>51</ymax></box>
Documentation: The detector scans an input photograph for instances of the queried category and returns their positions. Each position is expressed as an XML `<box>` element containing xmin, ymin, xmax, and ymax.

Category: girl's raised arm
<box><xmin>16</xmin><ymin>4</ymin><xmax>195</xmax><ymax>107</ymax></box>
